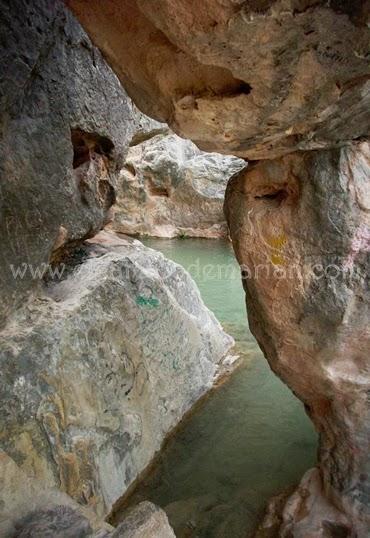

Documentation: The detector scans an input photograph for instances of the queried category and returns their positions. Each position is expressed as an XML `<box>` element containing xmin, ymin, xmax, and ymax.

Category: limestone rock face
<box><xmin>0</xmin><ymin>231</ymin><xmax>233</xmax><ymax>519</ymax></box>
<box><xmin>67</xmin><ymin>0</ymin><xmax>370</xmax><ymax>160</ymax></box>
<box><xmin>0</xmin><ymin>0</ymin><xmax>150</xmax><ymax>326</ymax></box>
<box><xmin>225</xmin><ymin>142</ymin><xmax>370</xmax><ymax>536</ymax></box>
<box><xmin>110</xmin><ymin>132</ymin><xmax>246</xmax><ymax>239</ymax></box>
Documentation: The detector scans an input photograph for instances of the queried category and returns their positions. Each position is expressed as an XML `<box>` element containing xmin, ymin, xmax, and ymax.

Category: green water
<box><xmin>120</xmin><ymin>238</ymin><xmax>317</xmax><ymax>537</ymax></box>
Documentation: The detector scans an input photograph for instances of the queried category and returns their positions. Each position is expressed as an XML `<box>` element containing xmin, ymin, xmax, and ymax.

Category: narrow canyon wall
<box><xmin>225</xmin><ymin>142</ymin><xmax>370</xmax><ymax>536</ymax></box>
<box><xmin>110</xmin><ymin>131</ymin><xmax>245</xmax><ymax>238</ymax></box>
<box><xmin>0</xmin><ymin>0</ymin><xmax>149</xmax><ymax>327</ymax></box>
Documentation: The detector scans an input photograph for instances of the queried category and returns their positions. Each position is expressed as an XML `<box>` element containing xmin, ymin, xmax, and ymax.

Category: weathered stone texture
<box><xmin>12</xmin><ymin>500</ymin><xmax>174</xmax><ymax>538</ymax></box>
<box><xmin>110</xmin><ymin>131</ymin><xmax>246</xmax><ymax>238</ymax></box>
<box><xmin>225</xmin><ymin>142</ymin><xmax>370</xmax><ymax>536</ymax></box>
<box><xmin>112</xmin><ymin>502</ymin><xmax>176</xmax><ymax>538</ymax></box>
<box><xmin>0</xmin><ymin>231</ymin><xmax>233</xmax><ymax>518</ymax></box>
<box><xmin>0</xmin><ymin>0</ymin><xmax>145</xmax><ymax>326</ymax></box>
<box><xmin>0</xmin><ymin>450</ymin><xmax>109</xmax><ymax>538</ymax></box>
<box><xmin>0</xmin><ymin>1</ymin><xmax>234</xmax><ymax>532</ymax></box>
<box><xmin>67</xmin><ymin>0</ymin><xmax>370</xmax><ymax>160</ymax></box>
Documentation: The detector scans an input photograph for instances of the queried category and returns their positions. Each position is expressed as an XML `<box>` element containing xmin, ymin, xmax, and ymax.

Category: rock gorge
<box><xmin>67</xmin><ymin>0</ymin><xmax>369</xmax><ymax>535</ymax></box>
<box><xmin>0</xmin><ymin>0</ymin><xmax>369</xmax><ymax>537</ymax></box>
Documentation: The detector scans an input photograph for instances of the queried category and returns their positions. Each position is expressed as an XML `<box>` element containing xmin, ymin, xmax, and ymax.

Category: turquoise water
<box><xmin>118</xmin><ymin>238</ymin><xmax>317</xmax><ymax>537</ymax></box>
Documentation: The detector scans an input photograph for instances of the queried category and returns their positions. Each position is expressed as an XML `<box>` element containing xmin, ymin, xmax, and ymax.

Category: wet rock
<box><xmin>254</xmin><ymin>487</ymin><xmax>295</xmax><ymax>538</ymax></box>
<box><xmin>113</xmin><ymin>502</ymin><xmax>175</xmax><ymax>538</ymax></box>
<box><xmin>256</xmin><ymin>470</ymin><xmax>354</xmax><ymax>537</ymax></box>
<box><xmin>225</xmin><ymin>142</ymin><xmax>370</xmax><ymax>535</ymax></box>
<box><xmin>110</xmin><ymin>132</ymin><xmax>246</xmax><ymax>239</ymax></box>
<box><xmin>67</xmin><ymin>0</ymin><xmax>370</xmax><ymax>160</ymax></box>
<box><xmin>0</xmin><ymin>231</ymin><xmax>233</xmax><ymax>518</ymax></box>
<box><xmin>0</xmin><ymin>0</ymin><xmax>147</xmax><ymax>326</ymax></box>
<box><xmin>279</xmin><ymin>469</ymin><xmax>353</xmax><ymax>538</ymax></box>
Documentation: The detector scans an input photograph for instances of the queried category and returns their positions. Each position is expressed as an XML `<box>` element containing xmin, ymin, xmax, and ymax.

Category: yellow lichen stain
<box><xmin>270</xmin><ymin>253</ymin><xmax>285</xmax><ymax>266</ymax></box>
<box><xmin>267</xmin><ymin>234</ymin><xmax>287</xmax><ymax>250</ymax></box>
<box><xmin>266</xmin><ymin>234</ymin><xmax>287</xmax><ymax>266</ymax></box>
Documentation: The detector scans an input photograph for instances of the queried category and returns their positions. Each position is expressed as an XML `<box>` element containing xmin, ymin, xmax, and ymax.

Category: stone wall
<box><xmin>225</xmin><ymin>142</ymin><xmax>370</xmax><ymax>536</ymax></box>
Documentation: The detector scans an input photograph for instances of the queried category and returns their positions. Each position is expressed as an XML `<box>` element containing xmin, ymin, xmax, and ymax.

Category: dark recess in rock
<box><xmin>71</xmin><ymin>128</ymin><xmax>115</xmax><ymax>169</ymax></box>
<box><xmin>0</xmin><ymin>0</ymin><xmax>138</xmax><ymax>325</ymax></box>
<box><xmin>329</xmin><ymin>0</ymin><xmax>370</xmax><ymax>25</ymax></box>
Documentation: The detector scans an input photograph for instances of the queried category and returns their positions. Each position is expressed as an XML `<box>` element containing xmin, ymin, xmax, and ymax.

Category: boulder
<box><xmin>112</xmin><ymin>502</ymin><xmax>175</xmax><ymax>538</ymax></box>
<box><xmin>67</xmin><ymin>0</ymin><xmax>370</xmax><ymax>159</ymax></box>
<box><xmin>0</xmin><ymin>231</ymin><xmax>233</xmax><ymax>519</ymax></box>
<box><xmin>0</xmin><ymin>0</ymin><xmax>234</xmax><ymax>531</ymax></box>
<box><xmin>110</xmin><ymin>132</ymin><xmax>246</xmax><ymax>238</ymax></box>
<box><xmin>225</xmin><ymin>142</ymin><xmax>370</xmax><ymax>535</ymax></box>
<box><xmin>14</xmin><ymin>506</ymin><xmax>94</xmax><ymax>538</ymax></box>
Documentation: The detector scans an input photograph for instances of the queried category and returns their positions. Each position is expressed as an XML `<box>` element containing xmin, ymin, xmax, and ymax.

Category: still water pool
<box><xmin>118</xmin><ymin>238</ymin><xmax>317</xmax><ymax>537</ymax></box>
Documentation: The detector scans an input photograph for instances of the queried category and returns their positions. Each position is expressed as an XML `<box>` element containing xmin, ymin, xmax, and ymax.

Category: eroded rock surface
<box><xmin>0</xmin><ymin>0</ymin><xmax>153</xmax><ymax>326</ymax></box>
<box><xmin>2</xmin><ymin>0</ymin><xmax>369</xmax><ymax>536</ymax></box>
<box><xmin>12</xmin><ymin>500</ymin><xmax>174</xmax><ymax>538</ymax></box>
<box><xmin>0</xmin><ymin>231</ymin><xmax>233</xmax><ymax>519</ymax></box>
<box><xmin>0</xmin><ymin>0</ymin><xmax>235</xmax><ymax>532</ymax></box>
<box><xmin>67</xmin><ymin>0</ymin><xmax>370</xmax><ymax>160</ymax></box>
<box><xmin>15</xmin><ymin>505</ymin><xmax>95</xmax><ymax>538</ymax></box>
<box><xmin>0</xmin><ymin>450</ymin><xmax>112</xmax><ymax>538</ymax></box>
<box><xmin>110</xmin><ymin>131</ymin><xmax>246</xmax><ymax>238</ymax></box>
<box><xmin>112</xmin><ymin>502</ymin><xmax>176</xmax><ymax>538</ymax></box>
<box><xmin>225</xmin><ymin>142</ymin><xmax>370</xmax><ymax>536</ymax></box>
